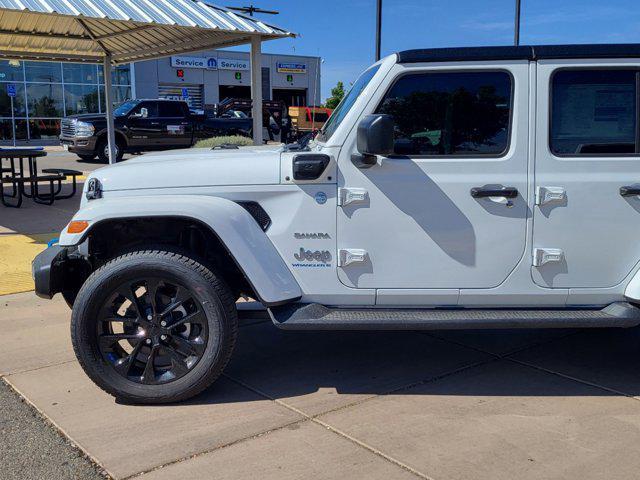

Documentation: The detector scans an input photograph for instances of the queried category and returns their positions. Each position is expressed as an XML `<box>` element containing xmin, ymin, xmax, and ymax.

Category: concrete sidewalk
<box><xmin>3</xmin><ymin>291</ymin><xmax>640</xmax><ymax>479</ymax></box>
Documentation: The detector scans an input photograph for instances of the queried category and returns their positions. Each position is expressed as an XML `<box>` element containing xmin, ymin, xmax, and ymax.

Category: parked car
<box><xmin>60</xmin><ymin>99</ymin><xmax>252</xmax><ymax>162</ymax></box>
<box><xmin>35</xmin><ymin>44</ymin><xmax>640</xmax><ymax>404</ymax></box>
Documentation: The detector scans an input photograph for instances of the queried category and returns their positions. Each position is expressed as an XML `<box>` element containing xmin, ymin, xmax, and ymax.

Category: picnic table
<box><xmin>1</xmin><ymin>148</ymin><xmax>82</xmax><ymax>208</ymax></box>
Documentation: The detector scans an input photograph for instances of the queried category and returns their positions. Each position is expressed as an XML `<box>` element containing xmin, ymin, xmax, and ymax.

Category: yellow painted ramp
<box><xmin>0</xmin><ymin>233</ymin><xmax>54</xmax><ymax>295</ymax></box>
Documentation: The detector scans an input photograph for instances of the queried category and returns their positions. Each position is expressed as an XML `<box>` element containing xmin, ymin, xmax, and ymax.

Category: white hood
<box><xmin>91</xmin><ymin>147</ymin><xmax>282</xmax><ymax>191</ymax></box>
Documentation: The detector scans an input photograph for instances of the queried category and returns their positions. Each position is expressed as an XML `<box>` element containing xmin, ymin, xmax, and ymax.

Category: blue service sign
<box><xmin>7</xmin><ymin>83</ymin><xmax>16</xmax><ymax>97</ymax></box>
<box><xmin>181</xmin><ymin>88</ymin><xmax>189</xmax><ymax>98</ymax></box>
<box><xmin>277</xmin><ymin>62</ymin><xmax>307</xmax><ymax>74</ymax></box>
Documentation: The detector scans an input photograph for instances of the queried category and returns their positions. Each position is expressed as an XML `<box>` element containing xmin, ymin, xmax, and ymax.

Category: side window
<box><xmin>159</xmin><ymin>102</ymin><xmax>186</xmax><ymax>118</ymax></box>
<box><xmin>550</xmin><ymin>70</ymin><xmax>637</xmax><ymax>155</ymax></box>
<box><xmin>376</xmin><ymin>71</ymin><xmax>512</xmax><ymax>156</ymax></box>
<box><xmin>130</xmin><ymin>102</ymin><xmax>158</xmax><ymax>118</ymax></box>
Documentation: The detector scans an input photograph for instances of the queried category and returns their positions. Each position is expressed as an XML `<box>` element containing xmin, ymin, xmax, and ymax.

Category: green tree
<box><xmin>325</xmin><ymin>81</ymin><xmax>345</xmax><ymax>109</ymax></box>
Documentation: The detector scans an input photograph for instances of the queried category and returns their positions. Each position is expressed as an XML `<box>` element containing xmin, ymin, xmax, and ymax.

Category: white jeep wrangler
<box><xmin>33</xmin><ymin>44</ymin><xmax>640</xmax><ymax>403</ymax></box>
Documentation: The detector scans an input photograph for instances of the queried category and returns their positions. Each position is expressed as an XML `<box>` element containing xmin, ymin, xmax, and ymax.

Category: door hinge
<box><xmin>533</xmin><ymin>248</ymin><xmax>565</xmax><ymax>267</ymax></box>
<box><xmin>337</xmin><ymin>187</ymin><xmax>368</xmax><ymax>207</ymax></box>
<box><xmin>338</xmin><ymin>249</ymin><xmax>368</xmax><ymax>267</ymax></box>
<box><xmin>535</xmin><ymin>186</ymin><xmax>566</xmax><ymax>206</ymax></box>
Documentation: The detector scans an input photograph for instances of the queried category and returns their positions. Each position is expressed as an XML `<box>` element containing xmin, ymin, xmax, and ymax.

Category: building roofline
<box><xmin>397</xmin><ymin>44</ymin><xmax>640</xmax><ymax>64</ymax></box>
<box><xmin>160</xmin><ymin>48</ymin><xmax>320</xmax><ymax>60</ymax></box>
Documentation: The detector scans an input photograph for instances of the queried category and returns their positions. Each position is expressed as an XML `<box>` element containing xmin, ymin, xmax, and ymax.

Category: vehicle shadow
<box><xmin>176</xmin><ymin>320</ymin><xmax>640</xmax><ymax>407</ymax></box>
<box><xmin>361</xmin><ymin>157</ymin><xmax>477</xmax><ymax>267</ymax></box>
<box><xmin>0</xmin><ymin>182</ymin><xmax>82</xmax><ymax>236</ymax></box>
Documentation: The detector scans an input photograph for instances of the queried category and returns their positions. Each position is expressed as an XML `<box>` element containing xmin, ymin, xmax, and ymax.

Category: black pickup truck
<box><xmin>60</xmin><ymin>99</ymin><xmax>252</xmax><ymax>162</ymax></box>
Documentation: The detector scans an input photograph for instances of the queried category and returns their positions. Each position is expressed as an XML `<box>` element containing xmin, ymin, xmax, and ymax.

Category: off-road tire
<box><xmin>70</xmin><ymin>250</ymin><xmax>238</xmax><ymax>404</ymax></box>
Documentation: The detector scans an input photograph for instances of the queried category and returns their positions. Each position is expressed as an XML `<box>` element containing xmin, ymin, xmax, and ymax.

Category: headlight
<box><xmin>85</xmin><ymin>177</ymin><xmax>102</xmax><ymax>200</ymax></box>
<box><xmin>75</xmin><ymin>121</ymin><xmax>95</xmax><ymax>138</ymax></box>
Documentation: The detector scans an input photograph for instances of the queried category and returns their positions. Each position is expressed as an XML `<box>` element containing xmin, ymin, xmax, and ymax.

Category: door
<box><xmin>533</xmin><ymin>62</ymin><xmax>640</xmax><ymax>288</ymax></box>
<box><xmin>126</xmin><ymin>101</ymin><xmax>161</xmax><ymax>148</ymax></box>
<box><xmin>337</xmin><ymin>63</ymin><xmax>530</xmax><ymax>292</ymax></box>
<box><xmin>157</xmin><ymin>101</ymin><xmax>192</xmax><ymax>148</ymax></box>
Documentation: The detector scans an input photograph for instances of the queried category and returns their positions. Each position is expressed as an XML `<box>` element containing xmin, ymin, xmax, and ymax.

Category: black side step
<box><xmin>268</xmin><ymin>302</ymin><xmax>640</xmax><ymax>331</ymax></box>
<box><xmin>237</xmin><ymin>301</ymin><xmax>269</xmax><ymax>321</ymax></box>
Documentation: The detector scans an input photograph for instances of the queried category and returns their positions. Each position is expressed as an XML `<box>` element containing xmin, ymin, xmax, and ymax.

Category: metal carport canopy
<box><xmin>0</xmin><ymin>0</ymin><xmax>295</xmax><ymax>161</ymax></box>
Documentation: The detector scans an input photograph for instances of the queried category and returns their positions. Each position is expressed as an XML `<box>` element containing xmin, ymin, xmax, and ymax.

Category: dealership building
<box><xmin>0</xmin><ymin>50</ymin><xmax>321</xmax><ymax>145</ymax></box>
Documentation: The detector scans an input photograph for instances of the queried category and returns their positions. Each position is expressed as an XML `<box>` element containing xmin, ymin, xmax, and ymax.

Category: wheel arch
<box><xmin>96</xmin><ymin>128</ymin><xmax>128</xmax><ymax>148</ymax></box>
<box><xmin>59</xmin><ymin>195</ymin><xmax>302</xmax><ymax>307</ymax></box>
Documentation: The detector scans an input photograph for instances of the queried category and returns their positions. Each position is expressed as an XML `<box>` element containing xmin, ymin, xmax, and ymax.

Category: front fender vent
<box><xmin>237</xmin><ymin>201</ymin><xmax>271</xmax><ymax>231</ymax></box>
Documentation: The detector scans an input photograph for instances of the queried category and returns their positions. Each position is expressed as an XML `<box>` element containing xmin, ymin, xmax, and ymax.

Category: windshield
<box><xmin>319</xmin><ymin>64</ymin><xmax>381</xmax><ymax>141</ymax></box>
<box><xmin>114</xmin><ymin>100</ymin><xmax>140</xmax><ymax>117</ymax></box>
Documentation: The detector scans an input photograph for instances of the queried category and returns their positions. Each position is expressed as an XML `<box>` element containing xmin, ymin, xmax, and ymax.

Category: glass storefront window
<box><xmin>0</xmin><ymin>60</ymin><xmax>24</xmax><ymax>82</ymax></box>
<box><xmin>0</xmin><ymin>60</ymin><xmax>131</xmax><ymax>143</ymax></box>
<box><xmin>98</xmin><ymin>64</ymin><xmax>131</xmax><ymax>85</ymax></box>
<box><xmin>0</xmin><ymin>119</ymin><xmax>13</xmax><ymax>140</ymax></box>
<box><xmin>0</xmin><ymin>119</ymin><xmax>28</xmax><ymax>141</ymax></box>
<box><xmin>63</xmin><ymin>63</ymin><xmax>98</xmax><ymax>84</ymax></box>
<box><xmin>0</xmin><ymin>83</ymin><xmax>26</xmax><ymax>116</ymax></box>
<box><xmin>25</xmin><ymin>61</ymin><xmax>62</xmax><ymax>83</ymax></box>
<box><xmin>100</xmin><ymin>85</ymin><xmax>132</xmax><ymax>112</ymax></box>
<box><xmin>65</xmin><ymin>84</ymin><xmax>99</xmax><ymax>115</ymax></box>
<box><xmin>29</xmin><ymin>119</ymin><xmax>61</xmax><ymax>139</ymax></box>
<box><xmin>27</xmin><ymin>83</ymin><xmax>64</xmax><ymax>117</ymax></box>
<box><xmin>14</xmin><ymin>119</ymin><xmax>28</xmax><ymax>140</ymax></box>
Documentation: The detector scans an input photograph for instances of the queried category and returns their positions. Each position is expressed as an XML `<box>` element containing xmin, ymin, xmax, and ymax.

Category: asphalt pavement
<box><xmin>41</xmin><ymin>149</ymin><xmax>132</xmax><ymax>173</ymax></box>
<box><xmin>0</xmin><ymin>379</ymin><xmax>107</xmax><ymax>480</ymax></box>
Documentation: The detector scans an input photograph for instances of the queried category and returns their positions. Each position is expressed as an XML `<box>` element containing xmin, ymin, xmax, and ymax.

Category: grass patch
<box><xmin>194</xmin><ymin>135</ymin><xmax>254</xmax><ymax>148</ymax></box>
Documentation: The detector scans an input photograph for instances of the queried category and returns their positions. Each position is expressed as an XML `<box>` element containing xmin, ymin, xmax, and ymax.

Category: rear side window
<box><xmin>376</xmin><ymin>71</ymin><xmax>512</xmax><ymax>156</ymax></box>
<box><xmin>550</xmin><ymin>70</ymin><xmax>637</xmax><ymax>155</ymax></box>
<box><xmin>159</xmin><ymin>102</ymin><xmax>186</xmax><ymax>118</ymax></box>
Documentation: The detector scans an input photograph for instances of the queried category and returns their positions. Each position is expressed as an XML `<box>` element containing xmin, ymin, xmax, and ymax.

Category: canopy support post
<box><xmin>103</xmin><ymin>54</ymin><xmax>117</xmax><ymax>164</ymax></box>
<box><xmin>250</xmin><ymin>36</ymin><xmax>263</xmax><ymax>146</ymax></box>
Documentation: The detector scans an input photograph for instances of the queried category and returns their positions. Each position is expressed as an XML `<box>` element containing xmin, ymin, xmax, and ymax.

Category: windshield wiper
<box><xmin>283</xmin><ymin>132</ymin><xmax>313</xmax><ymax>151</ymax></box>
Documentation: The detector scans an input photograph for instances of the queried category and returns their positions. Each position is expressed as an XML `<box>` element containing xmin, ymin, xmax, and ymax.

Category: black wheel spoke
<box><xmin>99</xmin><ymin>333</ymin><xmax>141</xmax><ymax>349</ymax></box>
<box><xmin>164</xmin><ymin>348</ymin><xmax>189</xmax><ymax>376</ymax></box>
<box><xmin>116</xmin><ymin>285</ymin><xmax>149</xmax><ymax>324</ymax></box>
<box><xmin>171</xmin><ymin>335</ymin><xmax>204</xmax><ymax>357</ymax></box>
<box><xmin>169</xmin><ymin>310</ymin><xmax>206</xmax><ymax>329</ymax></box>
<box><xmin>142</xmin><ymin>345</ymin><xmax>159</xmax><ymax>384</ymax></box>
<box><xmin>114</xmin><ymin>340</ymin><xmax>143</xmax><ymax>376</ymax></box>
<box><xmin>103</xmin><ymin>315</ymin><xmax>139</xmax><ymax>324</ymax></box>
<box><xmin>145</xmin><ymin>278</ymin><xmax>162</xmax><ymax>313</ymax></box>
<box><xmin>160</xmin><ymin>286</ymin><xmax>191</xmax><ymax>317</ymax></box>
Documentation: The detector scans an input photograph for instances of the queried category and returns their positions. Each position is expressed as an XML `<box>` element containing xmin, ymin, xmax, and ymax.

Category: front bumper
<box><xmin>32</xmin><ymin>245</ymin><xmax>69</xmax><ymax>299</ymax></box>
<box><xmin>59</xmin><ymin>135</ymin><xmax>98</xmax><ymax>155</ymax></box>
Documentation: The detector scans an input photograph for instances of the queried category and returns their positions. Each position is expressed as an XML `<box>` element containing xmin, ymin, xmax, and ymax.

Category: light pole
<box><xmin>514</xmin><ymin>0</ymin><xmax>521</xmax><ymax>46</ymax></box>
<box><xmin>311</xmin><ymin>58</ymin><xmax>324</xmax><ymax>133</ymax></box>
<box><xmin>375</xmin><ymin>0</ymin><xmax>382</xmax><ymax>61</ymax></box>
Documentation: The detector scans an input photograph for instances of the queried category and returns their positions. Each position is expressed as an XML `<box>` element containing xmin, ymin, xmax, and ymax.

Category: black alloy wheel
<box><xmin>97</xmin><ymin>277</ymin><xmax>208</xmax><ymax>385</ymax></box>
<box><xmin>71</xmin><ymin>250</ymin><xmax>238</xmax><ymax>404</ymax></box>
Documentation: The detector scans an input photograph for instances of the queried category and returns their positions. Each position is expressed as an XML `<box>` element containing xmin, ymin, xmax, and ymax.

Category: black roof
<box><xmin>397</xmin><ymin>44</ymin><xmax>640</xmax><ymax>63</ymax></box>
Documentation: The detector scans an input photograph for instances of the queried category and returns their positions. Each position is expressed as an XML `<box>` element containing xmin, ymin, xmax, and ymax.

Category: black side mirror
<box><xmin>357</xmin><ymin>114</ymin><xmax>394</xmax><ymax>155</ymax></box>
<box><xmin>354</xmin><ymin>114</ymin><xmax>394</xmax><ymax>167</ymax></box>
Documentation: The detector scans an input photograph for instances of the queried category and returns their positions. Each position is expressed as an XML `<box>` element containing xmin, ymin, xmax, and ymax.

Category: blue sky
<box><xmin>225</xmin><ymin>0</ymin><xmax>640</xmax><ymax>101</ymax></box>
